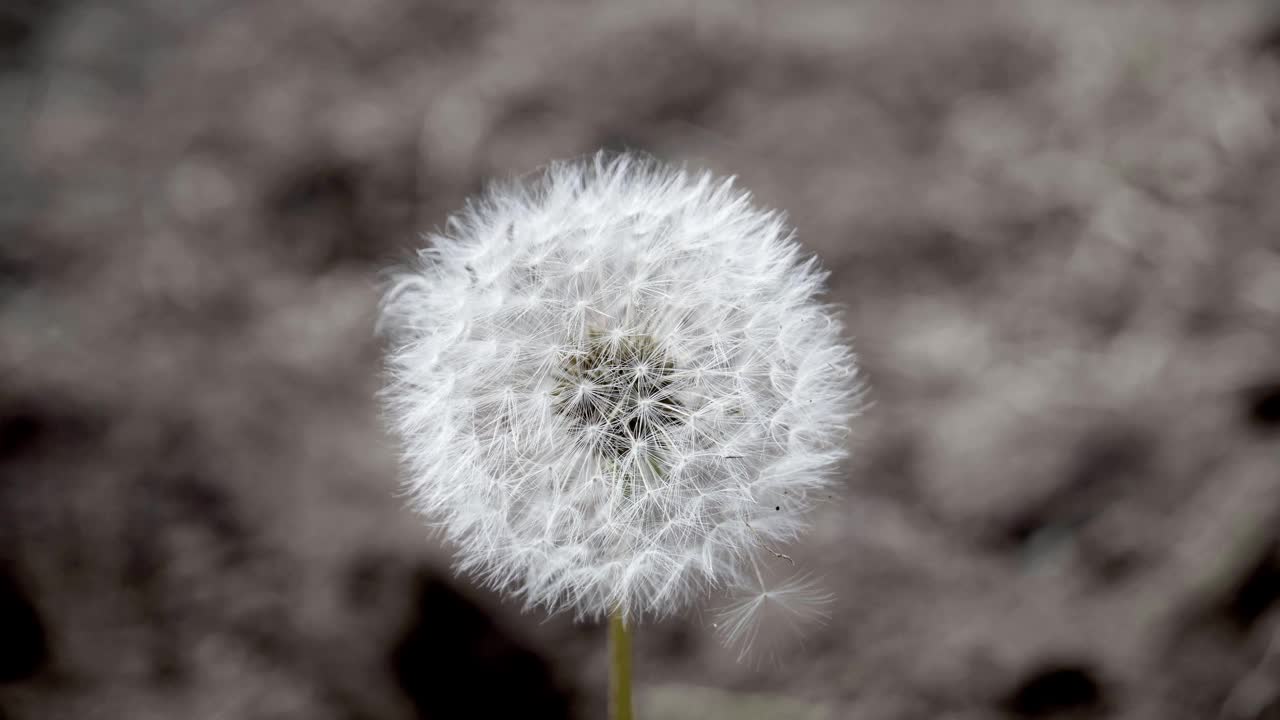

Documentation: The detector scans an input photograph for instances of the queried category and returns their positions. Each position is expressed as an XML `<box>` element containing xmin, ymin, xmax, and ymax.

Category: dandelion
<box><xmin>380</xmin><ymin>152</ymin><xmax>860</xmax><ymax>718</ymax></box>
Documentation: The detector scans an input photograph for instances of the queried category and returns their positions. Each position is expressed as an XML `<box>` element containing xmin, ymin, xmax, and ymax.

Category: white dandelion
<box><xmin>380</xmin><ymin>152</ymin><xmax>860</xmax><ymax>714</ymax></box>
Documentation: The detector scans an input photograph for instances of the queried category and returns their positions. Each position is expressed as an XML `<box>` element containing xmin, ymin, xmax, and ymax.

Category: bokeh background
<box><xmin>4</xmin><ymin>1</ymin><xmax>1280</xmax><ymax>718</ymax></box>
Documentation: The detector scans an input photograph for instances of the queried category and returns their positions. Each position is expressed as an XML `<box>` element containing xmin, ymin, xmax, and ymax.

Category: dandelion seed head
<box><xmin>381</xmin><ymin>152</ymin><xmax>860</xmax><ymax>621</ymax></box>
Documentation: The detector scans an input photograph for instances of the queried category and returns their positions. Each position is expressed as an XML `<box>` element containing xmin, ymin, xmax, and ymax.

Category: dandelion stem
<box><xmin>609</xmin><ymin>609</ymin><xmax>634</xmax><ymax>720</ymax></box>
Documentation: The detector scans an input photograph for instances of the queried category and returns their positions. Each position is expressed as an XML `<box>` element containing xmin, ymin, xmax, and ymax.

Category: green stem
<box><xmin>609</xmin><ymin>609</ymin><xmax>634</xmax><ymax>720</ymax></box>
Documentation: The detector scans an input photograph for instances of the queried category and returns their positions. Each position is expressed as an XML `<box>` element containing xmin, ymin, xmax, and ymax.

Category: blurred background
<box><xmin>3</xmin><ymin>0</ymin><xmax>1280</xmax><ymax>718</ymax></box>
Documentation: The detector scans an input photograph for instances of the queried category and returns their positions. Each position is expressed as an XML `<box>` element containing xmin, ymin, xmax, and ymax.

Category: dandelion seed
<box><xmin>380</xmin><ymin>151</ymin><xmax>860</xmax><ymax>626</ymax></box>
<box><xmin>714</xmin><ymin>562</ymin><xmax>835</xmax><ymax>666</ymax></box>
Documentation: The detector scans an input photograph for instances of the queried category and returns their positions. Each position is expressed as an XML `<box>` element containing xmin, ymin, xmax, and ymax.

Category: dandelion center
<box><xmin>553</xmin><ymin>330</ymin><xmax>683</xmax><ymax>460</ymax></box>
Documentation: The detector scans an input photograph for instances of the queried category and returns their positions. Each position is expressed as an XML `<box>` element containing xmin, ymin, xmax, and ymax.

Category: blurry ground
<box><xmin>3</xmin><ymin>0</ymin><xmax>1280</xmax><ymax>718</ymax></box>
